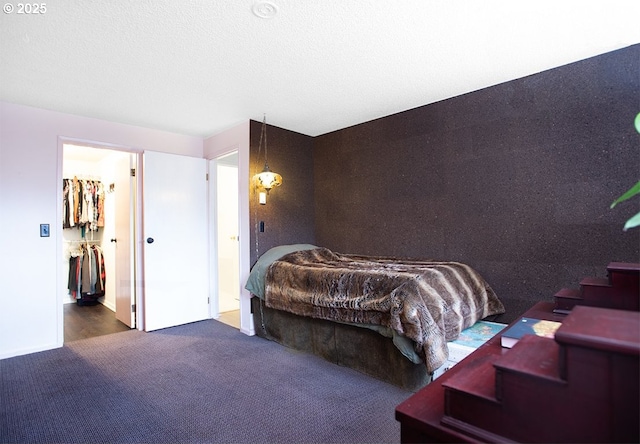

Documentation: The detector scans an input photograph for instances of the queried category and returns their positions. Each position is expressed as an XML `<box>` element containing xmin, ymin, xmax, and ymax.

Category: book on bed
<box><xmin>432</xmin><ymin>320</ymin><xmax>506</xmax><ymax>379</ymax></box>
<box><xmin>450</xmin><ymin>320</ymin><xmax>507</xmax><ymax>356</ymax></box>
<box><xmin>500</xmin><ymin>317</ymin><xmax>561</xmax><ymax>348</ymax></box>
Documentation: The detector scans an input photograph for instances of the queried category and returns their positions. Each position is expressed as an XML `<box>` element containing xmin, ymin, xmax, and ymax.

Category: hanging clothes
<box><xmin>67</xmin><ymin>243</ymin><xmax>106</xmax><ymax>305</ymax></box>
<box><xmin>62</xmin><ymin>178</ymin><xmax>105</xmax><ymax>232</ymax></box>
<box><xmin>93</xmin><ymin>245</ymin><xmax>106</xmax><ymax>294</ymax></box>
<box><xmin>63</xmin><ymin>178</ymin><xmax>75</xmax><ymax>229</ymax></box>
<box><xmin>68</xmin><ymin>253</ymin><xmax>81</xmax><ymax>299</ymax></box>
<box><xmin>73</xmin><ymin>177</ymin><xmax>80</xmax><ymax>225</ymax></box>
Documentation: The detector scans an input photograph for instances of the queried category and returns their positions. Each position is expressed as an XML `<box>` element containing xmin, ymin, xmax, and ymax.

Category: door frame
<box><xmin>208</xmin><ymin>156</ymin><xmax>220</xmax><ymax>321</ymax></box>
<box><xmin>204</xmin><ymin>123</ymin><xmax>253</xmax><ymax>335</ymax></box>
<box><xmin>56</xmin><ymin>137</ymin><xmax>144</xmax><ymax>345</ymax></box>
<box><xmin>209</xmin><ymin>154</ymin><xmax>241</xmax><ymax>320</ymax></box>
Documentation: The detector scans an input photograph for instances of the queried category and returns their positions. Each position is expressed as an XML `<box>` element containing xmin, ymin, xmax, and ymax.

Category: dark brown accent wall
<box><xmin>249</xmin><ymin>120</ymin><xmax>315</xmax><ymax>265</ymax></box>
<box><xmin>312</xmin><ymin>44</ymin><xmax>640</xmax><ymax>321</ymax></box>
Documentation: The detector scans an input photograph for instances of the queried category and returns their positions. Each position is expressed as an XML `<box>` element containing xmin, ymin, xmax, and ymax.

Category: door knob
<box><xmin>110</xmin><ymin>238</ymin><xmax>117</xmax><ymax>243</ymax></box>
<box><xmin>146</xmin><ymin>237</ymin><xmax>154</xmax><ymax>244</ymax></box>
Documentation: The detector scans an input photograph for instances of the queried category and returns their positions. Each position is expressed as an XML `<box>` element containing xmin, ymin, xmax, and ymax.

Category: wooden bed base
<box><xmin>251</xmin><ymin>297</ymin><xmax>431</xmax><ymax>392</ymax></box>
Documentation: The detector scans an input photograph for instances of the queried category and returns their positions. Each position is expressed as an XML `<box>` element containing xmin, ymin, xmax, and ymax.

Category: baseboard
<box><xmin>0</xmin><ymin>342</ymin><xmax>62</xmax><ymax>360</ymax></box>
<box><xmin>240</xmin><ymin>326</ymin><xmax>255</xmax><ymax>336</ymax></box>
<box><xmin>101</xmin><ymin>299</ymin><xmax>116</xmax><ymax>312</ymax></box>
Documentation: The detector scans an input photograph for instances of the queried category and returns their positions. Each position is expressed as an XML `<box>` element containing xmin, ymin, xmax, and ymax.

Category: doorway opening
<box><xmin>212</xmin><ymin>152</ymin><xmax>240</xmax><ymax>329</ymax></box>
<box><xmin>61</xmin><ymin>143</ymin><xmax>138</xmax><ymax>342</ymax></box>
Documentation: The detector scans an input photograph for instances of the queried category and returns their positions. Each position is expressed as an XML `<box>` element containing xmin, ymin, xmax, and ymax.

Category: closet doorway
<box><xmin>62</xmin><ymin>143</ymin><xmax>137</xmax><ymax>341</ymax></box>
<box><xmin>212</xmin><ymin>152</ymin><xmax>240</xmax><ymax>328</ymax></box>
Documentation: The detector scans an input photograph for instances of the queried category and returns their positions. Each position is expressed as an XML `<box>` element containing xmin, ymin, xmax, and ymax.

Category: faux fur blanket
<box><xmin>264</xmin><ymin>247</ymin><xmax>505</xmax><ymax>373</ymax></box>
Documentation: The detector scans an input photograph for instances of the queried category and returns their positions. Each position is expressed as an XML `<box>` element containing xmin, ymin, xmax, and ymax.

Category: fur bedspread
<box><xmin>264</xmin><ymin>247</ymin><xmax>505</xmax><ymax>373</ymax></box>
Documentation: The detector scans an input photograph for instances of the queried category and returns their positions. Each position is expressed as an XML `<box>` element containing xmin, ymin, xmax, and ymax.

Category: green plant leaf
<box><xmin>611</xmin><ymin>181</ymin><xmax>640</xmax><ymax>208</ymax></box>
<box><xmin>623</xmin><ymin>211</ymin><xmax>640</xmax><ymax>231</ymax></box>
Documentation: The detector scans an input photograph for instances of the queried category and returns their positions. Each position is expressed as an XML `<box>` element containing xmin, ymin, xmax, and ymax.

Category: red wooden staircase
<box><xmin>554</xmin><ymin>262</ymin><xmax>640</xmax><ymax>313</ymax></box>
<box><xmin>431</xmin><ymin>262</ymin><xmax>640</xmax><ymax>443</ymax></box>
<box><xmin>440</xmin><ymin>305</ymin><xmax>639</xmax><ymax>443</ymax></box>
<box><xmin>395</xmin><ymin>263</ymin><xmax>640</xmax><ymax>443</ymax></box>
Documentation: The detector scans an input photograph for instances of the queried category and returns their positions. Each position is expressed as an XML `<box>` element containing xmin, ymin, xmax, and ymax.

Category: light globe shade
<box><xmin>256</xmin><ymin>164</ymin><xmax>282</xmax><ymax>192</ymax></box>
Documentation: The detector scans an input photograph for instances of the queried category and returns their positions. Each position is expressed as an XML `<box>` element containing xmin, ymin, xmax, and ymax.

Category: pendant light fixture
<box><xmin>255</xmin><ymin>115</ymin><xmax>282</xmax><ymax>203</ymax></box>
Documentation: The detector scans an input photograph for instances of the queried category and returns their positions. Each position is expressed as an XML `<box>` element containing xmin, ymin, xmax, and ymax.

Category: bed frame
<box><xmin>251</xmin><ymin>297</ymin><xmax>431</xmax><ymax>391</ymax></box>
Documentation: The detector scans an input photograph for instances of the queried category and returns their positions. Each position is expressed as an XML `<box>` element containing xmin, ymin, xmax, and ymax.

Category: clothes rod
<box><xmin>64</xmin><ymin>176</ymin><xmax>102</xmax><ymax>181</ymax></box>
<box><xmin>65</xmin><ymin>239</ymin><xmax>101</xmax><ymax>243</ymax></box>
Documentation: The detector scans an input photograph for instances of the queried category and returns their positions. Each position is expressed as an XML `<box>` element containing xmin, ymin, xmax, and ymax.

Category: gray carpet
<box><xmin>0</xmin><ymin>319</ymin><xmax>412</xmax><ymax>443</ymax></box>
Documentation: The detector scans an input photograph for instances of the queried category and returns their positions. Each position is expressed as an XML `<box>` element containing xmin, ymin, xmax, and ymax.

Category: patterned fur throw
<box><xmin>264</xmin><ymin>247</ymin><xmax>505</xmax><ymax>373</ymax></box>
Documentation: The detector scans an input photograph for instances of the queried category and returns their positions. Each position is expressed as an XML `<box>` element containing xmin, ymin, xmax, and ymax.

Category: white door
<box><xmin>217</xmin><ymin>163</ymin><xmax>240</xmax><ymax>313</ymax></box>
<box><xmin>142</xmin><ymin>151</ymin><xmax>209</xmax><ymax>331</ymax></box>
<box><xmin>114</xmin><ymin>153</ymin><xmax>135</xmax><ymax>327</ymax></box>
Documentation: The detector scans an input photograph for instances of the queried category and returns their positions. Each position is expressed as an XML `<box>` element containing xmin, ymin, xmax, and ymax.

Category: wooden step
<box><xmin>445</xmin><ymin>336</ymin><xmax>570</xmax><ymax>442</ymax></box>
<box><xmin>554</xmin><ymin>287</ymin><xmax>581</xmax><ymax>313</ymax></box>
<box><xmin>555</xmin><ymin>305</ymin><xmax>640</xmax><ymax>390</ymax></box>
<box><xmin>555</xmin><ymin>287</ymin><xmax>582</xmax><ymax>299</ymax></box>
<box><xmin>554</xmin><ymin>262</ymin><xmax>640</xmax><ymax>313</ymax></box>
<box><xmin>579</xmin><ymin>278</ymin><xmax>617</xmax><ymax>309</ymax></box>
<box><xmin>579</xmin><ymin>277</ymin><xmax>613</xmax><ymax>302</ymax></box>
<box><xmin>442</xmin><ymin>354</ymin><xmax>499</xmax><ymax>403</ymax></box>
<box><xmin>555</xmin><ymin>305</ymin><xmax>640</xmax><ymax>356</ymax></box>
<box><xmin>555</xmin><ymin>306</ymin><xmax>640</xmax><ymax>442</ymax></box>
<box><xmin>580</xmin><ymin>276</ymin><xmax>610</xmax><ymax>289</ymax></box>
<box><xmin>608</xmin><ymin>261</ymin><xmax>640</xmax><ymax>275</ymax></box>
<box><xmin>441</xmin><ymin>355</ymin><xmax>502</xmax><ymax>432</ymax></box>
<box><xmin>494</xmin><ymin>334</ymin><xmax>564</xmax><ymax>388</ymax></box>
<box><xmin>439</xmin><ymin>416</ymin><xmax>514</xmax><ymax>444</ymax></box>
<box><xmin>489</xmin><ymin>335</ymin><xmax>579</xmax><ymax>442</ymax></box>
<box><xmin>605</xmin><ymin>262</ymin><xmax>639</xmax><ymax>296</ymax></box>
<box><xmin>607</xmin><ymin>262</ymin><xmax>640</xmax><ymax>311</ymax></box>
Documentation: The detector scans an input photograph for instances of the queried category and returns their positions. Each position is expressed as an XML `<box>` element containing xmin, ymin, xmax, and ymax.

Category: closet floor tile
<box><xmin>64</xmin><ymin>302</ymin><xmax>131</xmax><ymax>342</ymax></box>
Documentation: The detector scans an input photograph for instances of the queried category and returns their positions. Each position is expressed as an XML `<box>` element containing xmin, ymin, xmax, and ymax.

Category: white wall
<box><xmin>0</xmin><ymin>101</ymin><xmax>204</xmax><ymax>359</ymax></box>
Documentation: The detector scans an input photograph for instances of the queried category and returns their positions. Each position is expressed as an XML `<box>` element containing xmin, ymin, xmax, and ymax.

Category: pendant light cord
<box><xmin>254</xmin><ymin>114</ymin><xmax>268</xmax><ymax>335</ymax></box>
<box><xmin>258</xmin><ymin>114</ymin><xmax>268</xmax><ymax>167</ymax></box>
<box><xmin>253</xmin><ymin>114</ymin><xmax>268</xmax><ymax>274</ymax></box>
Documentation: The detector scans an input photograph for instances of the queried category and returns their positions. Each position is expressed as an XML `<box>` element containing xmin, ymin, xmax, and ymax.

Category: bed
<box><xmin>246</xmin><ymin>244</ymin><xmax>505</xmax><ymax>391</ymax></box>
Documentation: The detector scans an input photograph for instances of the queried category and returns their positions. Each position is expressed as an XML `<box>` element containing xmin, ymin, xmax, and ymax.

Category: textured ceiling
<box><xmin>1</xmin><ymin>0</ymin><xmax>639</xmax><ymax>138</ymax></box>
